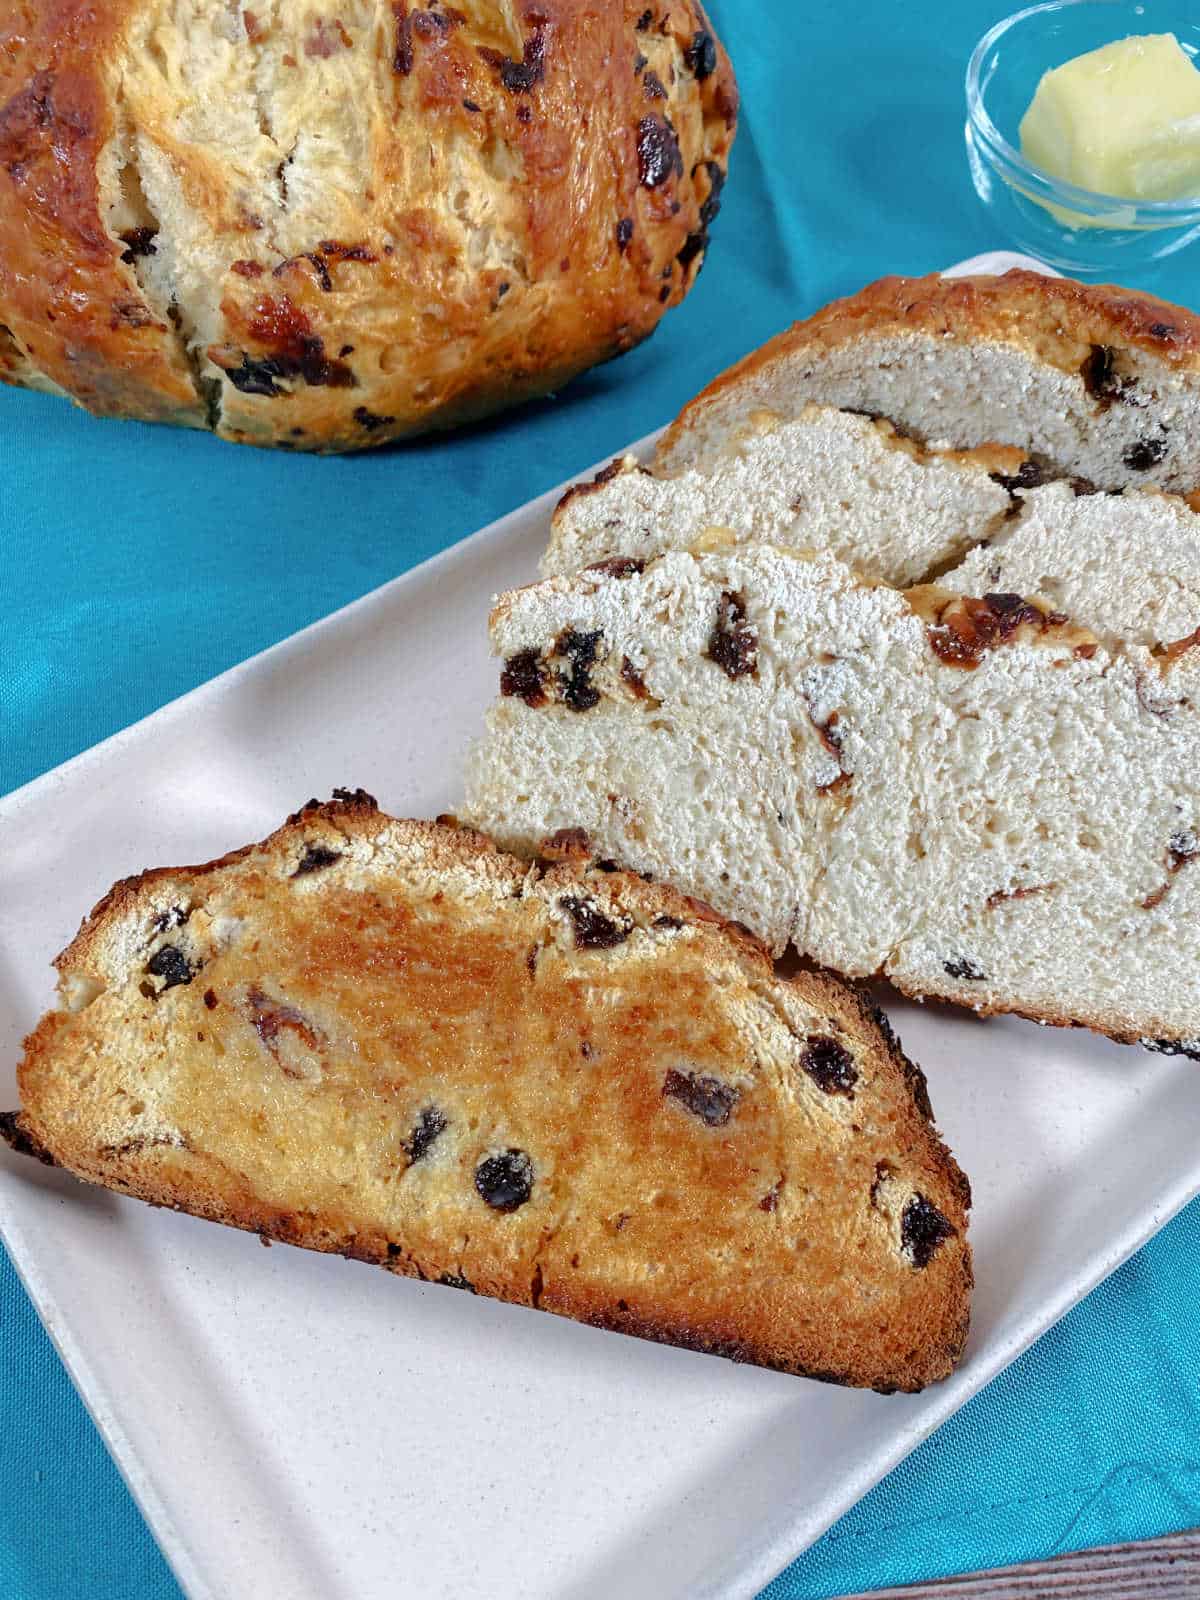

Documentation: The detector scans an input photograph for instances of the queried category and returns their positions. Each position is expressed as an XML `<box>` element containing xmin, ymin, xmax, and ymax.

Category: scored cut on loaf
<box><xmin>463</xmin><ymin>548</ymin><xmax>1200</xmax><ymax>1053</ymax></box>
<box><xmin>1</xmin><ymin>790</ymin><xmax>972</xmax><ymax>1392</ymax></box>
<box><xmin>655</xmin><ymin>271</ymin><xmax>1200</xmax><ymax>493</ymax></box>
<box><xmin>544</xmin><ymin>402</ymin><xmax>1017</xmax><ymax>586</ymax></box>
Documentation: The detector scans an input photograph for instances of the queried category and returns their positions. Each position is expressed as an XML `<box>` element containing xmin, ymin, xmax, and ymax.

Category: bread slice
<box><xmin>544</xmin><ymin>403</ymin><xmax>1015</xmax><ymax>586</ymax></box>
<box><xmin>550</xmin><ymin>424</ymin><xmax>1200</xmax><ymax>649</ymax></box>
<box><xmin>463</xmin><ymin>550</ymin><xmax>1200</xmax><ymax>1052</ymax></box>
<box><xmin>1</xmin><ymin>790</ymin><xmax>971</xmax><ymax>1392</ymax></box>
<box><xmin>656</xmin><ymin>271</ymin><xmax>1200</xmax><ymax>494</ymax></box>
<box><xmin>943</xmin><ymin>481</ymin><xmax>1200</xmax><ymax>650</ymax></box>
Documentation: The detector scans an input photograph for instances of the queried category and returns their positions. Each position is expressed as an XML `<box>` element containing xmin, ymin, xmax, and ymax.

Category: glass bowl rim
<box><xmin>966</xmin><ymin>0</ymin><xmax>1200</xmax><ymax>223</ymax></box>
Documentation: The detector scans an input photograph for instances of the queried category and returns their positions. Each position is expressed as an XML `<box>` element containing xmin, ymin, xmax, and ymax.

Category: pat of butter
<box><xmin>1020</xmin><ymin>33</ymin><xmax>1200</xmax><ymax>205</ymax></box>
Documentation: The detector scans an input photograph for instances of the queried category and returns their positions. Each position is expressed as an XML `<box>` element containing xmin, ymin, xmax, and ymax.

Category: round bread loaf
<box><xmin>0</xmin><ymin>1</ymin><xmax>736</xmax><ymax>451</ymax></box>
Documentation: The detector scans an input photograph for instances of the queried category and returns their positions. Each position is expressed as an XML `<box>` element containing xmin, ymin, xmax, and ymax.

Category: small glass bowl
<box><xmin>966</xmin><ymin>0</ymin><xmax>1200</xmax><ymax>275</ymax></box>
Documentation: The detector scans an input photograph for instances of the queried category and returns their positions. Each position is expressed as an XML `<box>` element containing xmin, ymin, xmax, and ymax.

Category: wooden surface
<box><xmin>837</xmin><ymin>1529</ymin><xmax>1200</xmax><ymax>1598</ymax></box>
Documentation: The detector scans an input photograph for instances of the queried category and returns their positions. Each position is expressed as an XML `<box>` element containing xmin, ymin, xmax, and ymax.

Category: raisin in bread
<box><xmin>464</xmin><ymin>549</ymin><xmax>1200</xmax><ymax>1052</ymax></box>
<box><xmin>1</xmin><ymin>791</ymin><xmax>971</xmax><ymax>1392</ymax></box>
<box><xmin>656</xmin><ymin>271</ymin><xmax>1200</xmax><ymax>493</ymax></box>
<box><xmin>544</xmin><ymin>403</ymin><xmax>1016</xmax><ymax>586</ymax></box>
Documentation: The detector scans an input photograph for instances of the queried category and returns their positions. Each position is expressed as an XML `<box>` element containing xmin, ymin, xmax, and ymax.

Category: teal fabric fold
<box><xmin>3</xmin><ymin>1</ymin><xmax>1198</xmax><ymax>1593</ymax></box>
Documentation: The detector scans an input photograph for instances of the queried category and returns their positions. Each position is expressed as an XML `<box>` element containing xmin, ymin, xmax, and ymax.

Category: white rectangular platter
<box><xmin>4</xmin><ymin>274</ymin><xmax>1200</xmax><ymax>1600</ymax></box>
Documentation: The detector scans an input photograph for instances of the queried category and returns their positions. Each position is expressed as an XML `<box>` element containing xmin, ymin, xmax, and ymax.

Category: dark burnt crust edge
<box><xmin>574</xmin><ymin>1300</ymin><xmax>915</xmax><ymax>1393</ymax></box>
<box><xmin>0</xmin><ymin>1110</ymin><xmax>58</xmax><ymax>1166</ymax></box>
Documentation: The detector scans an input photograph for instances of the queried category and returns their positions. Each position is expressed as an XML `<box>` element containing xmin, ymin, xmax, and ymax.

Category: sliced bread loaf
<box><xmin>545</xmin><ymin>403</ymin><xmax>1015</xmax><ymax>586</ymax></box>
<box><xmin>2</xmin><ymin>791</ymin><xmax>971</xmax><ymax>1391</ymax></box>
<box><xmin>656</xmin><ymin>271</ymin><xmax>1200</xmax><ymax>493</ymax></box>
<box><xmin>464</xmin><ymin>550</ymin><xmax>1200</xmax><ymax>1052</ymax></box>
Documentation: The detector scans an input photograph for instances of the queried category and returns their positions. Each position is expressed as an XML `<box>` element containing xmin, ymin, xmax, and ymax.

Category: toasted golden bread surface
<box><xmin>6</xmin><ymin>792</ymin><xmax>970</xmax><ymax>1391</ymax></box>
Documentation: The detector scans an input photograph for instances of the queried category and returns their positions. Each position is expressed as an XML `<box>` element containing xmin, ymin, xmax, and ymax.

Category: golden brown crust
<box><xmin>0</xmin><ymin>0</ymin><xmax>202</xmax><ymax>423</ymax></box>
<box><xmin>0</xmin><ymin>1</ymin><xmax>736</xmax><ymax>450</ymax></box>
<box><xmin>6</xmin><ymin>796</ymin><xmax>971</xmax><ymax>1391</ymax></box>
<box><xmin>659</xmin><ymin>270</ymin><xmax>1200</xmax><ymax>465</ymax></box>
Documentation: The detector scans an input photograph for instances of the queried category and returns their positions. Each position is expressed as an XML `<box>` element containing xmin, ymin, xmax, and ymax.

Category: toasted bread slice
<box><xmin>2</xmin><ymin>792</ymin><xmax>971</xmax><ymax>1392</ymax></box>
<box><xmin>463</xmin><ymin>548</ymin><xmax>1200</xmax><ymax>1052</ymax></box>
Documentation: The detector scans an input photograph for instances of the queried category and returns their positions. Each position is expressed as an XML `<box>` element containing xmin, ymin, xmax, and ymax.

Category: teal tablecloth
<box><xmin>3</xmin><ymin>2</ymin><xmax>1200</xmax><ymax>1595</ymax></box>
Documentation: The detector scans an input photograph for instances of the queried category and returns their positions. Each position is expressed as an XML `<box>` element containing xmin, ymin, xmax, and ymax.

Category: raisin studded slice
<box><xmin>353</xmin><ymin>406</ymin><xmax>395</xmax><ymax>432</ymax></box>
<box><xmin>699</xmin><ymin>160</ymin><xmax>726</xmax><ymax>230</ymax></box>
<box><xmin>901</xmin><ymin>1194</ymin><xmax>955</xmax><ymax>1267</ymax></box>
<box><xmin>403</xmin><ymin>1106</ymin><xmax>447</xmax><ymax>1165</ymax></box>
<box><xmin>1080</xmin><ymin>344</ymin><xmax>1139</xmax><ymax>409</ymax></box>
<box><xmin>799</xmin><ymin>1035</ymin><xmax>858</xmax><ymax>1097</ymax></box>
<box><xmin>475</xmin><ymin>1149</ymin><xmax>534</xmax><ymax>1212</ymax></box>
<box><xmin>662</xmin><ymin>1067</ymin><xmax>740</xmax><ymax>1126</ymax></box>
<box><xmin>1169</xmin><ymin>830</ymin><xmax>1199</xmax><ymax>869</ymax></box>
<box><xmin>152</xmin><ymin>905</ymin><xmax>189</xmax><ymax>932</ymax></box>
<box><xmin>990</xmin><ymin>459</ymin><xmax>1044</xmax><ymax>492</ymax></box>
<box><xmin>587</xmin><ymin>556</ymin><xmax>644</xmax><ymax>579</ymax></box>
<box><xmin>145</xmin><ymin>945</ymin><xmax>195</xmax><ymax>989</ymax></box>
<box><xmin>476</xmin><ymin>23</ymin><xmax>547</xmax><ymax>93</ymax></box>
<box><xmin>118</xmin><ymin>227</ymin><xmax>158</xmax><ymax>263</ymax></box>
<box><xmin>621</xmin><ymin>656</ymin><xmax>650</xmax><ymax>698</ymax></box>
<box><xmin>926</xmin><ymin>593</ymin><xmax>1048</xmax><ymax>670</ymax></box>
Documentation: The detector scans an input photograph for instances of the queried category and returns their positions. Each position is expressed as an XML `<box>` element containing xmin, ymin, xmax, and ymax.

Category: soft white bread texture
<box><xmin>544</xmin><ymin>403</ymin><xmax>1016</xmax><ymax>586</ymax></box>
<box><xmin>656</xmin><ymin>272</ymin><xmax>1200</xmax><ymax>493</ymax></box>
<box><xmin>944</xmin><ymin>482</ymin><xmax>1200</xmax><ymax>650</ymax></box>
<box><xmin>3</xmin><ymin>793</ymin><xmax>971</xmax><ymax>1391</ymax></box>
<box><xmin>550</xmin><ymin>417</ymin><xmax>1200</xmax><ymax>650</ymax></box>
<box><xmin>464</xmin><ymin>549</ymin><xmax>1200</xmax><ymax>1052</ymax></box>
